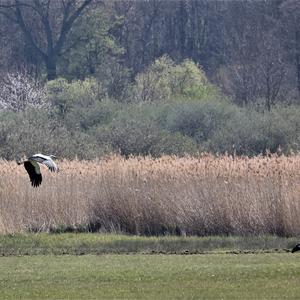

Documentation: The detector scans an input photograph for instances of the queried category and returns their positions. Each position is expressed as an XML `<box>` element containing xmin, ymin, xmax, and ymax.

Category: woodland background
<box><xmin>0</xmin><ymin>0</ymin><xmax>300</xmax><ymax>159</ymax></box>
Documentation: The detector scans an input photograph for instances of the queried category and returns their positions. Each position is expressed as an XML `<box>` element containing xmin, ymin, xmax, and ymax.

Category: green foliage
<box><xmin>1</xmin><ymin>60</ymin><xmax>300</xmax><ymax>159</ymax></box>
<box><xmin>131</xmin><ymin>56</ymin><xmax>218</xmax><ymax>102</ymax></box>
<box><xmin>164</xmin><ymin>98</ymin><xmax>237</xmax><ymax>144</ymax></box>
<box><xmin>170</xmin><ymin>59</ymin><xmax>218</xmax><ymax>99</ymax></box>
<box><xmin>0</xmin><ymin>109</ymin><xmax>56</xmax><ymax>159</ymax></box>
<box><xmin>0</xmin><ymin>108</ymin><xmax>104</xmax><ymax>160</ymax></box>
<box><xmin>207</xmin><ymin>106</ymin><xmax>300</xmax><ymax>155</ymax></box>
<box><xmin>46</xmin><ymin>78</ymin><xmax>105</xmax><ymax>118</ymax></box>
<box><xmin>0</xmin><ymin>233</ymin><xmax>298</xmax><ymax>255</ymax></box>
<box><xmin>98</xmin><ymin>118</ymin><xmax>163</xmax><ymax>156</ymax></box>
<box><xmin>150</xmin><ymin>131</ymin><xmax>199</xmax><ymax>156</ymax></box>
<box><xmin>59</xmin><ymin>8</ymin><xmax>124</xmax><ymax>79</ymax></box>
<box><xmin>65</xmin><ymin>99</ymin><xmax>120</xmax><ymax>131</ymax></box>
<box><xmin>131</xmin><ymin>56</ymin><xmax>173</xmax><ymax>102</ymax></box>
<box><xmin>93</xmin><ymin>111</ymin><xmax>198</xmax><ymax>157</ymax></box>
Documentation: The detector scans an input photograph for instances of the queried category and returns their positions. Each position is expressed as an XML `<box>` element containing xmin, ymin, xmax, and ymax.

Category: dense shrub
<box><xmin>1</xmin><ymin>60</ymin><xmax>300</xmax><ymax>160</ymax></box>
<box><xmin>0</xmin><ymin>109</ymin><xmax>104</xmax><ymax>160</ymax></box>
<box><xmin>170</xmin><ymin>59</ymin><xmax>218</xmax><ymax>99</ymax></box>
<box><xmin>164</xmin><ymin>98</ymin><xmax>236</xmax><ymax>144</ymax></box>
<box><xmin>46</xmin><ymin>78</ymin><xmax>106</xmax><ymax>118</ymax></box>
<box><xmin>131</xmin><ymin>55</ymin><xmax>218</xmax><ymax>102</ymax></box>
<box><xmin>150</xmin><ymin>131</ymin><xmax>198</xmax><ymax>156</ymax></box>
<box><xmin>131</xmin><ymin>56</ymin><xmax>173</xmax><ymax>102</ymax></box>
<box><xmin>64</xmin><ymin>99</ymin><xmax>120</xmax><ymax>131</ymax></box>
<box><xmin>93</xmin><ymin>116</ymin><xmax>198</xmax><ymax>157</ymax></box>
<box><xmin>207</xmin><ymin>106</ymin><xmax>300</xmax><ymax>155</ymax></box>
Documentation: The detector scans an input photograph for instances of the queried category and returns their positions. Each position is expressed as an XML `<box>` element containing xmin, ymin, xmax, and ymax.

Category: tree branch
<box><xmin>0</xmin><ymin>1</ymin><xmax>38</xmax><ymax>11</ymax></box>
<box><xmin>32</xmin><ymin>0</ymin><xmax>53</xmax><ymax>54</ymax></box>
<box><xmin>54</xmin><ymin>0</ymin><xmax>93</xmax><ymax>54</ymax></box>
<box><xmin>14</xmin><ymin>0</ymin><xmax>46</xmax><ymax>59</ymax></box>
<box><xmin>0</xmin><ymin>9</ymin><xmax>18</xmax><ymax>22</ymax></box>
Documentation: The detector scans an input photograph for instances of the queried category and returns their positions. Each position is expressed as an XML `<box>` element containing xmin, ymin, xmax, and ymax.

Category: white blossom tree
<box><xmin>0</xmin><ymin>71</ymin><xmax>47</xmax><ymax>111</ymax></box>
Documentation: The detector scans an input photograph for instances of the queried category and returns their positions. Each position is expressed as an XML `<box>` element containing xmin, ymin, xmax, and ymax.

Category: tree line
<box><xmin>0</xmin><ymin>0</ymin><xmax>299</xmax><ymax>108</ymax></box>
<box><xmin>0</xmin><ymin>0</ymin><xmax>300</xmax><ymax>159</ymax></box>
<box><xmin>1</xmin><ymin>57</ymin><xmax>300</xmax><ymax>160</ymax></box>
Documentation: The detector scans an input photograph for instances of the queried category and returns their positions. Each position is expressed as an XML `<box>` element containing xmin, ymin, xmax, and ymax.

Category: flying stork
<box><xmin>18</xmin><ymin>153</ymin><xmax>59</xmax><ymax>187</ymax></box>
<box><xmin>292</xmin><ymin>244</ymin><xmax>300</xmax><ymax>253</ymax></box>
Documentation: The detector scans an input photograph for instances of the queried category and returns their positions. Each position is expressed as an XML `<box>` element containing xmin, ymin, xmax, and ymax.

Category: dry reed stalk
<box><xmin>0</xmin><ymin>154</ymin><xmax>299</xmax><ymax>236</ymax></box>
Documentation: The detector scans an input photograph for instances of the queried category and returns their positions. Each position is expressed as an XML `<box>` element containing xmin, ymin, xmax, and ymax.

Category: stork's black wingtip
<box><xmin>31</xmin><ymin>181</ymin><xmax>42</xmax><ymax>188</ymax></box>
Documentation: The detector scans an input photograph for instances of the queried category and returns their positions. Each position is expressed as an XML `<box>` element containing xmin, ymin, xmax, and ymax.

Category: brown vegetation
<box><xmin>0</xmin><ymin>154</ymin><xmax>299</xmax><ymax>236</ymax></box>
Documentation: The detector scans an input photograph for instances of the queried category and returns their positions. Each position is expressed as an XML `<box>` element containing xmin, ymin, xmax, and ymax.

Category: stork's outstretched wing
<box><xmin>41</xmin><ymin>159</ymin><xmax>59</xmax><ymax>172</ymax></box>
<box><xmin>29</xmin><ymin>154</ymin><xmax>59</xmax><ymax>172</ymax></box>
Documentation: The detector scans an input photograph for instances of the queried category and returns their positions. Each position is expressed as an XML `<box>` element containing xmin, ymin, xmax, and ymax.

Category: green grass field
<box><xmin>0</xmin><ymin>234</ymin><xmax>300</xmax><ymax>299</ymax></box>
<box><xmin>0</xmin><ymin>233</ymin><xmax>298</xmax><ymax>255</ymax></box>
<box><xmin>0</xmin><ymin>254</ymin><xmax>300</xmax><ymax>299</ymax></box>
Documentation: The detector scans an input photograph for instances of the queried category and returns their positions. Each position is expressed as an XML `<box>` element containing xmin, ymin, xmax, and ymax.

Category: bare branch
<box><xmin>0</xmin><ymin>9</ymin><xmax>18</xmax><ymax>22</ymax></box>
<box><xmin>13</xmin><ymin>1</ymin><xmax>46</xmax><ymax>58</ymax></box>
<box><xmin>54</xmin><ymin>0</ymin><xmax>93</xmax><ymax>54</ymax></box>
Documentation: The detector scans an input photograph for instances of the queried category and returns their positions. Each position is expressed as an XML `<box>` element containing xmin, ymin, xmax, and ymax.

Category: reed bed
<box><xmin>0</xmin><ymin>154</ymin><xmax>300</xmax><ymax>236</ymax></box>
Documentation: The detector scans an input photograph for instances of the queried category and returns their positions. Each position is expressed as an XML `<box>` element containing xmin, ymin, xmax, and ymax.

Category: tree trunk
<box><xmin>46</xmin><ymin>57</ymin><xmax>57</xmax><ymax>81</ymax></box>
<box><xmin>296</xmin><ymin>29</ymin><xmax>300</xmax><ymax>97</ymax></box>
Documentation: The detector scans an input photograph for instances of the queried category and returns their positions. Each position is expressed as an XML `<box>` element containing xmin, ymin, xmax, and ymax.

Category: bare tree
<box><xmin>257</xmin><ymin>34</ymin><xmax>287</xmax><ymax>111</ymax></box>
<box><xmin>216</xmin><ymin>0</ymin><xmax>288</xmax><ymax>110</ymax></box>
<box><xmin>0</xmin><ymin>0</ymin><xmax>96</xmax><ymax>80</ymax></box>
<box><xmin>280</xmin><ymin>0</ymin><xmax>300</xmax><ymax>98</ymax></box>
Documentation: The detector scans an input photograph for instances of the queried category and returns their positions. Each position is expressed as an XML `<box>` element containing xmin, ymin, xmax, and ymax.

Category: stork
<box><xmin>292</xmin><ymin>244</ymin><xmax>300</xmax><ymax>253</ymax></box>
<box><xmin>17</xmin><ymin>153</ymin><xmax>59</xmax><ymax>187</ymax></box>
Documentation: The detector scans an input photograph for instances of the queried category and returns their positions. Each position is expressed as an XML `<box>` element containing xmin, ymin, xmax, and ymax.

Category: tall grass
<box><xmin>0</xmin><ymin>154</ymin><xmax>299</xmax><ymax>236</ymax></box>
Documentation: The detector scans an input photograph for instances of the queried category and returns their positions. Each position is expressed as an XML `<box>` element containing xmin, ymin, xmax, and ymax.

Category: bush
<box><xmin>97</xmin><ymin>119</ymin><xmax>160</xmax><ymax>156</ymax></box>
<box><xmin>207</xmin><ymin>106</ymin><xmax>300</xmax><ymax>155</ymax></box>
<box><xmin>131</xmin><ymin>55</ymin><xmax>219</xmax><ymax>102</ymax></box>
<box><xmin>64</xmin><ymin>99</ymin><xmax>120</xmax><ymax>131</ymax></box>
<box><xmin>150</xmin><ymin>131</ymin><xmax>198</xmax><ymax>156</ymax></box>
<box><xmin>131</xmin><ymin>55</ymin><xmax>173</xmax><ymax>102</ymax></box>
<box><xmin>170</xmin><ymin>59</ymin><xmax>218</xmax><ymax>99</ymax></box>
<box><xmin>87</xmin><ymin>101</ymin><xmax>199</xmax><ymax>157</ymax></box>
<box><xmin>0</xmin><ymin>109</ymin><xmax>62</xmax><ymax>159</ymax></box>
<box><xmin>164</xmin><ymin>98</ymin><xmax>236</xmax><ymax>144</ymax></box>
<box><xmin>46</xmin><ymin>78</ymin><xmax>106</xmax><ymax>118</ymax></box>
<box><xmin>1</xmin><ymin>63</ymin><xmax>300</xmax><ymax>160</ymax></box>
<box><xmin>95</xmin><ymin>58</ymin><xmax>132</xmax><ymax>101</ymax></box>
<box><xmin>0</xmin><ymin>109</ymin><xmax>105</xmax><ymax>160</ymax></box>
<box><xmin>93</xmin><ymin>118</ymin><xmax>198</xmax><ymax>157</ymax></box>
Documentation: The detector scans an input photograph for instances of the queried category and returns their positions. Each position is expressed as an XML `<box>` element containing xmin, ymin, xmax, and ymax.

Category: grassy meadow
<box><xmin>0</xmin><ymin>233</ymin><xmax>298</xmax><ymax>255</ymax></box>
<box><xmin>0</xmin><ymin>154</ymin><xmax>300</xmax><ymax>236</ymax></box>
<box><xmin>1</xmin><ymin>233</ymin><xmax>299</xmax><ymax>300</ymax></box>
<box><xmin>0</xmin><ymin>253</ymin><xmax>300</xmax><ymax>299</ymax></box>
